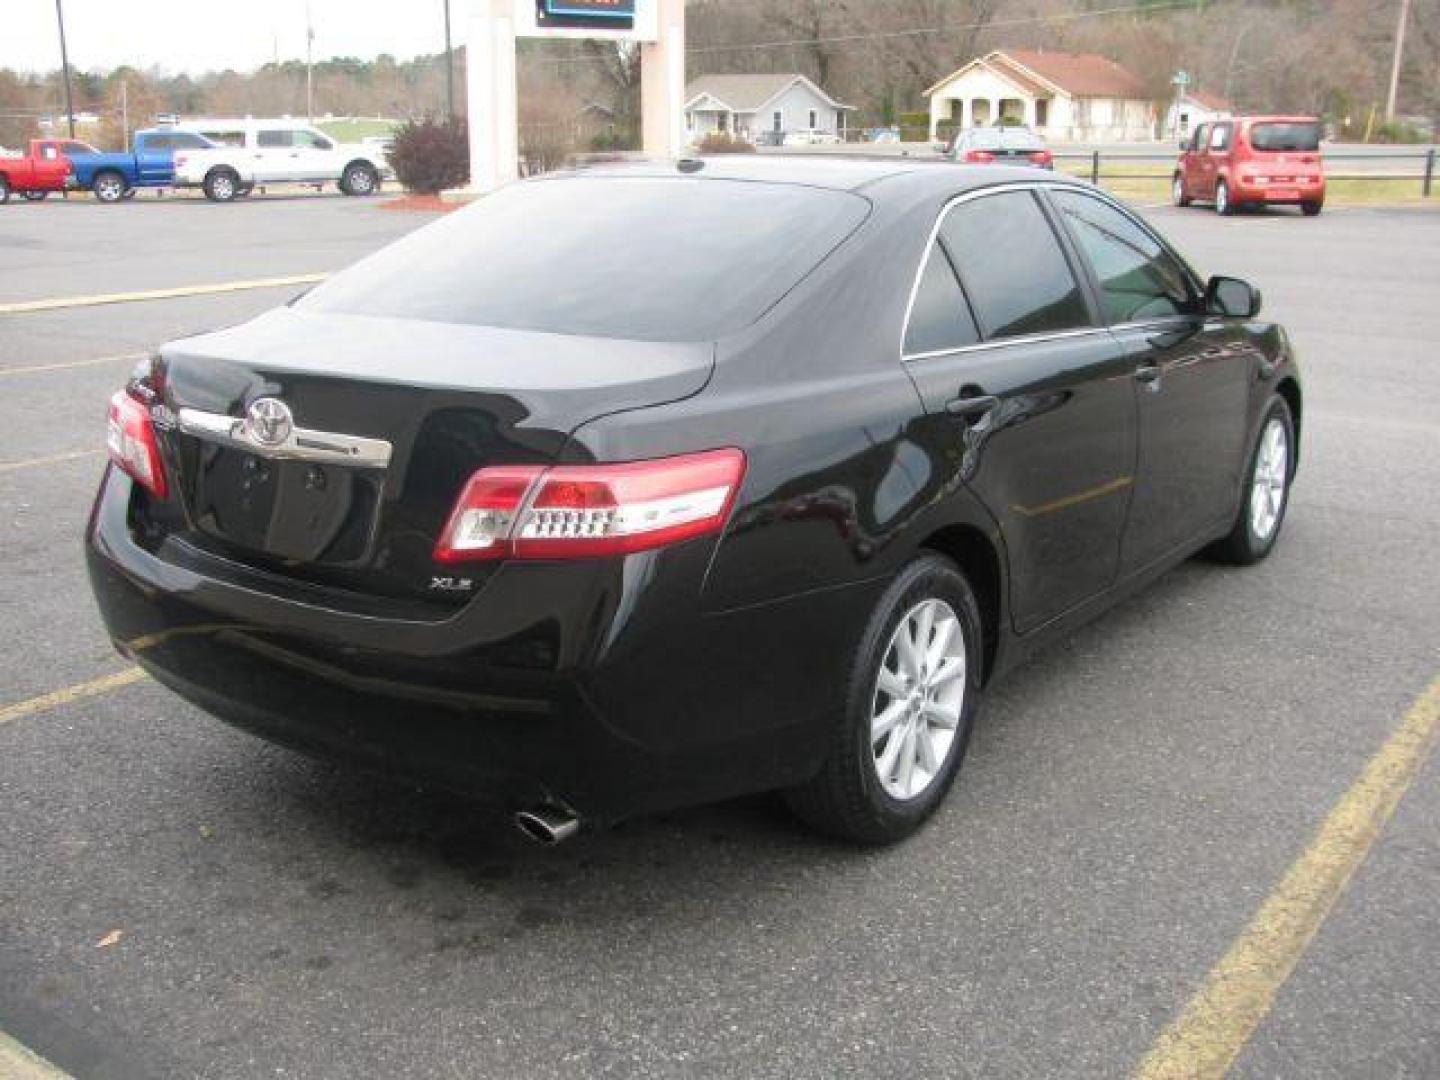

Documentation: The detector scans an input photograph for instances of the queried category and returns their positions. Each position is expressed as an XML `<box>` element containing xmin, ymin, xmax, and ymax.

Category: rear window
<box><xmin>1249</xmin><ymin>123</ymin><xmax>1321</xmax><ymax>152</ymax></box>
<box><xmin>301</xmin><ymin>176</ymin><xmax>870</xmax><ymax>341</ymax></box>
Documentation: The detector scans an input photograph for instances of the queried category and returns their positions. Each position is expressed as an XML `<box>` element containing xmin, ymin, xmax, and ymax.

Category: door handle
<box><xmin>945</xmin><ymin>394</ymin><xmax>1000</xmax><ymax>420</ymax></box>
<box><xmin>1134</xmin><ymin>364</ymin><xmax>1162</xmax><ymax>385</ymax></box>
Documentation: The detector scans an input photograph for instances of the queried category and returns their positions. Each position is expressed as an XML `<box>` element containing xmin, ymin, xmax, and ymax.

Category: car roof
<box><xmin>552</xmin><ymin>154</ymin><xmax>1077</xmax><ymax>198</ymax></box>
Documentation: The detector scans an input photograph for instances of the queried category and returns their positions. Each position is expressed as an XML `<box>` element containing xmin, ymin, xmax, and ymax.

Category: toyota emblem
<box><xmin>245</xmin><ymin>398</ymin><xmax>294</xmax><ymax>448</ymax></box>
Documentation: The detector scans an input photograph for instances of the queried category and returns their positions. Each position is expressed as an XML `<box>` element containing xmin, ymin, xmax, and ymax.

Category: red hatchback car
<box><xmin>1174</xmin><ymin>115</ymin><xmax>1325</xmax><ymax>216</ymax></box>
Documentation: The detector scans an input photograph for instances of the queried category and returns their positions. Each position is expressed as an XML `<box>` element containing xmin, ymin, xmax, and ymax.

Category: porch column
<box><xmin>988</xmin><ymin>98</ymin><xmax>1000</xmax><ymax>126</ymax></box>
<box><xmin>961</xmin><ymin>98</ymin><xmax>972</xmax><ymax>129</ymax></box>
<box><xmin>1024</xmin><ymin>97</ymin><xmax>1037</xmax><ymax>128</ymax></box>
<box><xmin>929</xmin><ymin>98</ymin><xmax>944</xmax><ymax>142</ymax></box>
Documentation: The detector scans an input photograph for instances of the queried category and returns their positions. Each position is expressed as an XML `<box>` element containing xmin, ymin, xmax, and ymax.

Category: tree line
<box><xmin>3</xmin><ymin>0</ymin><xmax>1437</xmax><ymax>151</ymax></box>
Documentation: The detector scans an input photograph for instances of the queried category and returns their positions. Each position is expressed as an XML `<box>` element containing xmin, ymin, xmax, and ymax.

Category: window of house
<box><xmin>939</xmin><ymin>192</ymin><xmax>1090</xmax><ymax>340</ymax></box>
<box><xmin>1049</xmin><ymin>190</ymin><xmax>1194</xmax><ymax>324</ymax></box>
<box><xmin>904</xmin><ymin>246</ymin><xmax>980</xmax><ymax>355</ymax></box>
<box><xmin>808</xmin><ymin>109</ymin><xmax>818</xmax><ymax>129</ymax></box>
<box><xmin>773</xmin><ymin>110</ymin><xmax>782</xmax><ymax>132</ymax></box>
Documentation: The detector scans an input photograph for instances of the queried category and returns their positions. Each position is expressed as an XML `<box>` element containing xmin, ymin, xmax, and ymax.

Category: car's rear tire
<box><xmin>92</xmin><ymin>170</ymin><xmax>126</xmax><ymax>203</ymax></box>
<box><xmin>1301</xmin><ymin>201</ymin><xmax>1322</xmax><ymax>217</ymax></box>
<box><xmin>21</xmin><ymin>190</ymin><xmax>48</xmax><ymax>202</ymax></box>
<box><xmin>1172</xmin><ymin>173</ymin><xmax>1192</xmax><ymax>207</ymax></box>
<box><xmin>341</xmin><ymin>162</ymin><xmax>379</xmax><ymax>197</ymax></box>
<box><xmin>0</xmin><ymin>175</ymin><xmax>12</xmax><ymax>204</ymax></box>
<box><xmin>786</xmin><ymin>553</ymin><xmax>983</xmax><ymax>845</ymax></box>
<box><xmin>1207</xmin><ymin>395</ymin><xmax>1295</xmax><ymax>565</ymax></box>
<box><xmin>203</xmin><ymin>168</ymin><xmax>240</xmax><ymax>202</ymax></box>
<box><xmin>1215</xmin><ymin>179</ymin><xmax>1234</xmax><ymax>216</ymax></box>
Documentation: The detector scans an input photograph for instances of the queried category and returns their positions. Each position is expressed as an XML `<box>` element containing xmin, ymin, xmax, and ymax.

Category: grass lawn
<box><xmin>316</xmin><ymin>118</ymin><xmax>401</xmax><ymax>142</ymax></box>
<box><xmin>1054</xmin><ymin>161</ymin><xmax>1435</xmax><ymax>206</ymax></box>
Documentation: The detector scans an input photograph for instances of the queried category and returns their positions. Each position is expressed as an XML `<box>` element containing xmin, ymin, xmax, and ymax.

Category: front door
<box><xmin>902</xmin><ymin>188</ymin><xmax>1137</xmax><ymax>632</ymax></box>
<box><xmin>1045</xmin><ymin>187</ymin><xmax>1254</xmax><ymax>572</ymax></box>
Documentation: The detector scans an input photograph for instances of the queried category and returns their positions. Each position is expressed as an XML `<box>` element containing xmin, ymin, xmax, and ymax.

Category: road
<box><xmin>1</xmin><ymin>193</ymin><xmax>1438</xmax><ymax>1079</ymax></box>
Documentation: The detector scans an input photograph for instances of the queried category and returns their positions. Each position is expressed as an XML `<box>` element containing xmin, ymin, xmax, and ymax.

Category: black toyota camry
<box><xmin>87</xmin><ymin>158</ymin><xmax>1301</xmax><ymax>845</ymax></box>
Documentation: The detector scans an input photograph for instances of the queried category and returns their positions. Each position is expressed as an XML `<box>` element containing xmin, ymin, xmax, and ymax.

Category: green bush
<box><xmin>387</xmin><ymin>117</ymin><xmax>469</xmax><ymax>194</ymax></box>
<box><xmin>697</xmin><ymin>132</ymin><xmax>756</xmax><ymax>154</ymax></box>
<box><xmin>897</xmin><ymin>111</ymin><xmax>929</xmax><ymax>129</ymax></box>
<box><xmin>1372</xmin><ymin>121</ymin><xmax>1425</xmax><ymax>144</ymax></box>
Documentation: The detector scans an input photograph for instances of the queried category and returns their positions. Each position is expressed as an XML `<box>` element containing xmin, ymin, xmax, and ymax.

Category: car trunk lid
<box><xmin>147</xmin><ymin>307</ymin><xmax>713</xmax><ymax>608</ymax></box>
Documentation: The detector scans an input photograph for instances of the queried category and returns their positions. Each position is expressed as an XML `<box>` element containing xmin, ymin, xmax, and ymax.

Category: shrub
<box><xmin>1372</xmin><ymin>120</ymin><xmax>1425</xmax><ymax>144</ymax></box>
<box><xmin>387</xmin><ymin>117</ymin><xmax>469</xmax><ymax>194</ymax></box>
<box><xmin>696</xmin><ymin>132</ymin><xmax>756</xmax><ymax>154</ymax></box>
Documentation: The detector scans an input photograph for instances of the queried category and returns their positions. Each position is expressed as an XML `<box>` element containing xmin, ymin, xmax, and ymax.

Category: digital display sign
<box><xmin>539</xmin><ymin>0</ymin><xmax>636</xmax><ymax>26</ymax></box>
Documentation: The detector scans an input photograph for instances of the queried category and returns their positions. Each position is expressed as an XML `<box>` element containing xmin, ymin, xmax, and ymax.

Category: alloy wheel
<box><xmin>871</xmin><ymin>598</ymin><xmax>966</xmax><ymax>801</ymax></box>
<box><xmin>1249</xmin><ymin>417</ymin><xmax>1289</xmax><ymax>541</ymax></box>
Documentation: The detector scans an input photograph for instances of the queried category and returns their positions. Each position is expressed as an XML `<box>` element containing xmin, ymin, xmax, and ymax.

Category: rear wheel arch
<box><xmin>917</xmin><ymin>524</ymin><xmax>1003</xmax><ymax>684</ymax></box>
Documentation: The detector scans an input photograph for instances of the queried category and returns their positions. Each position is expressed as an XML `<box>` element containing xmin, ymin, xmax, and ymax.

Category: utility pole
<box><xmin>1385</xmin><ymin>0</ymin><xmax>1411</xmax><ymax>122</ymax></box>
<box><xmin>120</xmin><ymin>79</ymin><xmax>129</xmax><ymax>147</ymax></box>
<box><xmin>54</xmin><ymin>0</ymin><xmax>76</xmax><ymax>139</ymax></box>
<box><xmin>306</xmin><ymin>2</ymin><xmax>315</xmax><ymax>122</ymax></box>
<box><xmin>443</xmin><ymin>0</ymin><xmax>456</xmax><ymax>119</ymax></box>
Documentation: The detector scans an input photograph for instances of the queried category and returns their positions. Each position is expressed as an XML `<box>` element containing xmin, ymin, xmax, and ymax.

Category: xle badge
<box><xmin>429</xmin><ymin>576</ymin><xmax>476</xmax><ymax>593</ymax></box>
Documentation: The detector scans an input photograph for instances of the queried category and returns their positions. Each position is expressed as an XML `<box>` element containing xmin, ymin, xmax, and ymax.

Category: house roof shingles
<box><xmin>992</xmin><ymin>49</ymin><xmax>1150</xmax><ymax>100</ymax></box>
<box><xmin>684</xmin><ymin>73</ymin><xmax>846</xmax><ymax>112</ymax></box>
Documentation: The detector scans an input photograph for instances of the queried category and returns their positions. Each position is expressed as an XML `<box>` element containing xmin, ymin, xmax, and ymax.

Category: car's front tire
<box><xmin>1172</xmin><ymin>173</ymin><xmax>1192</xmax><ymax>207</ymax></box>
<box><xmin>786</xmin><ymin>553</ymin><xmax>983</xmax><ymax>844</ymax></box>
<box><xmin>21</xmin><ymin>190</ymin><xmax>48</xmax><ymax>202</ymax></box>
<box><xmin>203</xmin><ymin>168</ymin><xmax>240</xmax><ymax>202</ymax></box>
<box><xmin>1208</xmin><ymin>395</ymin><xmax>1295</xmax><ymax>565</ymax></box>
<box><xmin>1301</xmin><ymin>200</ymin><xmax>1322</xmax><ymax>217</ymax></box>
<box><xmin>0</xmin><ymin>175</ymin><xmax>12</xmax><ymax>204</ymax></box>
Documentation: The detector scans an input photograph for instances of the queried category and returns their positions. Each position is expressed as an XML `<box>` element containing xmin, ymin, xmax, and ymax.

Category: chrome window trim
<box><xmin>899</xmin><ymin>180</ymin><xmax>1101</xmax><ymax>364</ymax></box>
<box><xmin>177</xmin><ymin>407</ymin><xmax>393</xmax><ymax>468</ymax></box>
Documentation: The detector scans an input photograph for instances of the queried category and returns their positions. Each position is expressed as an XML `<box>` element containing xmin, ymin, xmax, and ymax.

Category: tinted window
<box><xmin>170</xmin><ymin>132</ymin><xmax>211</xmax><ymax>149</ymax></box>
<box><xmin>257</xmin><ymin>130</ymin><xmax>293</xmax><ymax>148</ymax></box>
<box><xmin>1191</xmin><ymin>124</ymin><xmax>1209</xmax><ymax>151</ymax></box>
<box><xmin>940</xmin><ymin>192</ymin><xmax>1089</xmax><ymax>340</ymax></box>
<box><xmin>1250</xmin><ymin>122</ymin><xmax>1321</xmax><ymax>152</ymax></box>
<box><xmin>904</xmin><ymin>246</ymin><xmax>980</xmax><ymax>355</ymax></box>
<box><xmin>1051</xmin><ymin>190</ymin><xmax>1194</xmax><ymax>324</ymax></box>
<box><xmin>296</xmin><ymin>131</ymin><xmax>333</xmax><ymax>150</ymax></box>
<box><xmin>302</xmin><ymin>177</ymin><xmax>870</xmax><ymax>341</ymax></box>
<box><xmin>145</xmin><ymin>134</ymin><xmax>172</xmax><ymax>151</ymax></box>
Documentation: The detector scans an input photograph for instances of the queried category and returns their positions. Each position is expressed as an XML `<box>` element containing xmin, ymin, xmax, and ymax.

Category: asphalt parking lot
<box><xmin>2</xmin><ymin>192</ymin><xmax>1438</xmax><ymax>1079</ymax></box>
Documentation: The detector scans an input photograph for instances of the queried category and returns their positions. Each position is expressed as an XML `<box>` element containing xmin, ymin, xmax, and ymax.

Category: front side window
<box><xmin>296</xmin><ymin>131</ymin><xmax>334</xmax><ymax>150</ymax></box>
<box><xmin>904</xmin><ymin>246</ymin><xmax>980</xmax><ymax>355</ymax></box>
<box><xmin>1050</xmin><ymin>190</ymin><xmax>1194</xmax><ymax>324</ymax></box>
<box><xmin>939</xmin><ymin>192</ymin><xmax>1090</xmax><ymax>341</ymax></box>
<box><xmin>1191</xmin><ymin>124</ymin><xmax>1209</xmax><ymax>152</ymax></box>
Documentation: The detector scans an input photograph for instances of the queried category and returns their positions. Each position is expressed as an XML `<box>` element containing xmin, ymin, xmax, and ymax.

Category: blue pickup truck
<box><xmin>36</xmin><ymin>128</ymin><xmax>217</xmax><ymax>202</ymax></box>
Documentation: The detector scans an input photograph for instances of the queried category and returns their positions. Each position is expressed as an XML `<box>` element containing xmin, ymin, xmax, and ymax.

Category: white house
<box><xmin>1166</xmin><ymin>90</ymin><xmax>1232</xmax><ymax>140</ymax></box>
<box><xmin>684</xmin><ymin>74</ymin><xmax>852</xmax><ymax>144</ymax></box>
<box><xmin>925</xmin><ymin>49</ymin><xmax>1157</xmax><ymax>143</ymax></box>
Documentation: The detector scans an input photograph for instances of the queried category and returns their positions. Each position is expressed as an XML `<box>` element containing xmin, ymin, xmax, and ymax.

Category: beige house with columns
<box><xmin>926</xmin><ymin>49</ymin><xmax>1157</xmax><ymax>143</ymax></box>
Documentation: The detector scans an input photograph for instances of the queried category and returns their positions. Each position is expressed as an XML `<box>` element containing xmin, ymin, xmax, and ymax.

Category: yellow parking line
<box><xmin>0</xmin><ymin>274</ymin><xmax>328</xmax><ymax>315</ymax></box>
<box><xmin>0</xmin><ymin>352</ymin><xmax>147</xmax><ymax>378</ymax></box>
<box><xmin>1135</xmin><ymin>674</ymin><xmax>1440</xmax><ymax>1079</ymax></box>
<box><xmin>0</xmin><ymin>668</ymin><xmax>146</xmax><ymax>727</ymax></box>
<box><xmin>0</xmin><ymin>449</ymin><xmax>101</xmax><ymax>474</ymax></box>
<box><xmin>0</xmin><ymin>1030</ymin><xmax>71</xmax><ymax>1080</ymax></box>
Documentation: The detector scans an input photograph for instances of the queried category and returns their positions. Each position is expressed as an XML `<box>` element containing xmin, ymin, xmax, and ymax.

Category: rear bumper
<box><xmin>1232</xmin><ymin>177</ymin><xmax>1325</xmax><ymax>204</ymax></box>
<box><xmin>86</xmin><ymin>468</ymin><xmax>876</xmax><ymax>823</ymax></box>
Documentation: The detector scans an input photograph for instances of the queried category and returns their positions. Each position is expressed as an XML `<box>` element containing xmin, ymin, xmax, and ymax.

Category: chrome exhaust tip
<box><xmin>514</xmin><ymin>806</ymin><xmax>580</xmax><ymax>846</ymax></box>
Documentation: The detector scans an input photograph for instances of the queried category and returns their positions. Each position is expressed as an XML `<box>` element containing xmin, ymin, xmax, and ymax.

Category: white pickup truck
<box><xmin>172</xmin><ymin>119</ymin><xmax>392</xmax><ymax>202</ymax></box>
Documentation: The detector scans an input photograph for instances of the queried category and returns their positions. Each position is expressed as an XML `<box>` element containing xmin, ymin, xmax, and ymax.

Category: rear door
<box><xmin>253</xmin><ymin>129</ymin><xmax>301</xmax><ymax>181</ymax></box>
<box><xmin>1046</xmin><ymin>187</ymin><xmax>1253</xmax><ymax>572</ymax></box>
<box><xmin>902</xmin><ymin>186</ymin><xmax>1138</xmax><ymax>632</ymax></box>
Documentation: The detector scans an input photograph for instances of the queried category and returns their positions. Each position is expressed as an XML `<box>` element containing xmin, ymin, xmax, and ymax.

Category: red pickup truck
<box><xmin>0</xmin><ymin>143</ymin><xmax>74</xmax><ymax>203</ymax></box>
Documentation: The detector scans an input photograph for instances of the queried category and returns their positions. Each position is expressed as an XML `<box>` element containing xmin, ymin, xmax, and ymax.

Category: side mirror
<box><xmin>1207</xmin><ymin>275</ymin><xmax>1263</xmax><ymax>318</ymax></box>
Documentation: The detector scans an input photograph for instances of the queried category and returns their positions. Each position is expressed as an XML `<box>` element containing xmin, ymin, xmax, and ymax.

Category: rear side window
<box><xmin>257</xmin><ymin>130</ymin><xmax>294</xmax><ymax>148</ymax></box>
<box><xmin>1209</xmin><ymin>123</ymin><xmax>1231</xmax><ymax>151</ymax></box>
<box><xmin>302</xmin><ymin>176</ymin><xmax>870</xmax><ymax>342</ymax></box>
<box><xmin>1050</xmin><ymin>190</ymin><xmax>1194</xmax><ymax>324</ymax></box>
<box><xmin>145</xmin><ymin>135</ymin><xmax>173</xmax><ymax>151</ymax></box>
<box><xmin>904</xmin><ymin>246</ymin><xmax>980</xmax><ymax>355</ymax></box>
<box><xmin>1249</xmin><ymin>122</ymin><xmax>1321</xmax><ymax>152</ymax></box>
<box><xmin>939</xmin><ymin>192</ymin><xmax>1090</xmax><ymax>340</ymax></box>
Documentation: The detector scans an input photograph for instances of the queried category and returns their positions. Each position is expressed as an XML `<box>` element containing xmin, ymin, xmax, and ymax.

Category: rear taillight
<box><xmin>174</xmin><ymin>154</ymin><xmax>188</xmax><ymax>169</ymax></box>
<box><xmin>106</xmin><ymin>390</ymin><xmax>167</xmax><ymax>497</ymax></box>
<box><xmin>963</xmin><ymin>149</ymin><xmax>995</xmax><ymax>163</ymax></box>
<box><xmin>1029</xmin><ymin>150</ymin><xmax>1053</xmax><ymax>166</ymax></box>
<box><xmin>434</xmin><ymin>448</ymin><xmax>746</xmax><ymax>563</ymax></box>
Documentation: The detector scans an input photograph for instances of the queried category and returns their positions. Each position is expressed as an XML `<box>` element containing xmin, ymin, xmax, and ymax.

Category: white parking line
<box><xmin>0</xmin><ymin>352</ymin><xmax>147</xmax><ymax>378</ymax></box>
<box><xmin>0</xmin><ymin>1030</ymin><xmax>71</xmax><ymax>1080</ymax></box>
<box><xmin>0</xmin><ymin>274</ymin><xmax>328</xmax><ymax>315</ymax></box>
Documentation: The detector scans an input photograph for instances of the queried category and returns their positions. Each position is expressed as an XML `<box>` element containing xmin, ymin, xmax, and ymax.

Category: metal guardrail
<box><xmin>1052</xmin><ymin>149</ymin><xmax>1437</xmax><ymax>197</ymax></box>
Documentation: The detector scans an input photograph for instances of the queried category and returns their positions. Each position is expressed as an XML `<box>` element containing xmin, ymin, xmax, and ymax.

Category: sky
<box><xmin>4</xmin><ymin>0</ymin><xmax>462</xmax><ymax>74</ymax></box>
